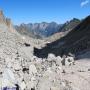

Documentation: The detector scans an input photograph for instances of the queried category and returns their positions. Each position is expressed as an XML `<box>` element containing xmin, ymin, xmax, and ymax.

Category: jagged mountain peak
<box><xmin>0</xmin><ymin>10</ymin><xmax>15</xmax><ymax>33</ymax></box>
<box><xmin>15</xmin><ymin>22</ymin><xmax>61</xmax><ymax>38</ymax></box>
<box><xmin>0</xmin><ymin>10</ymin><xmax>6</xmax><ymax>24</ymax></box>
<box><xmin>0</xmin><ymin>10</ymin><xmax>4</xmax><ymax>16</ymax></box>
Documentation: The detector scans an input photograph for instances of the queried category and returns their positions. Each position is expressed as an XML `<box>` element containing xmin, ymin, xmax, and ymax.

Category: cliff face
<box><xmin>6</xmin><ymin>18</ymin><xmax>15</xmax><ymax>32</ymax></box>
<box><xmin>0</xmin><ymin>10</ymin><xmax>15</xmax><ymax>32</ymax></box>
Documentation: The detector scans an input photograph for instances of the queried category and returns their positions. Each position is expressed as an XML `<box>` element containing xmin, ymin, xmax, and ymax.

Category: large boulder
<box><xmin>56</xmin><ymin>56</ymin><xmax>62</xmax><ymax>66</ymax></box>
<box><xmin>29</xmin><ymin>64</ymin><xmax>37</xmax><ymax>76</ymax></box>
<box><xmin>47</xmin><ymin>53</ymin><xmax>56</xmax><ymax>62</ymax></box>
<box><xmin>62</xmin><ymin>56</ymin><xmax>75</xmax><ymax>66</ymax></box>
<box><xmin>2</xmin><ymin>68</ymin><xmax>16</xmax><ymax>88</ymax></box>
<box><xmin>19</xmin><ymin>81</ymin><xmax>26</xmax><ymax>90</ymax></box>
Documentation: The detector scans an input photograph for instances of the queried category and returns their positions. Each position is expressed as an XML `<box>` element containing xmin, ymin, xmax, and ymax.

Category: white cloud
<box><xmin>81</xmin><ymin>0</ymin><xmax>89</xmax><ymax>7</ymax></box>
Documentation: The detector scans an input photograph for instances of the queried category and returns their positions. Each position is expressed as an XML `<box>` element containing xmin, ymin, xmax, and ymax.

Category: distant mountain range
<box><xmin>15</xmin><ymin>22</ymin><xmax>62</xmax><ymax>38</ymax></box>
<box><xmin>15</xmin><ymin>18</ymin><xmax>80</xmax><ymax>39</ymax></box>
<box><xmin>45</xmin><ymin>18</ymin><xmax>80</xmax><ymax>42</ymax></box>
<box><xmin>34</xmin><ymin>15</ymin><xmax>90</xmax><ymax>58</ymax></box>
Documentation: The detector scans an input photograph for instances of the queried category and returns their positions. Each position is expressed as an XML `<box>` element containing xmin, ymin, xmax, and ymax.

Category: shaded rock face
<box><xmin>60</xmin><ymin>18</ymin><xmax>80</xmax><ymax>32</ymax></box>
<box><xmin>34</xmin><ymin>15</ymin><xmax>90</xmax><ymax>58</ymax></box>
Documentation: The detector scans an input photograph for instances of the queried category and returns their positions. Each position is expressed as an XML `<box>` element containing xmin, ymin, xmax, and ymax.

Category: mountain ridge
<box><xmin>15</xmin><ymin>18</ymin><xmax>80</xmax><ymax>39</ymax></box>
<box><xmin>34</xmin><ymin>15</ymin><xmax>90</xmax><ymax>58</ymax></box>
<box><xmin>15</xmin><ymin>22</ymin><xmax>61</xmax><ymax>38</ymax></box>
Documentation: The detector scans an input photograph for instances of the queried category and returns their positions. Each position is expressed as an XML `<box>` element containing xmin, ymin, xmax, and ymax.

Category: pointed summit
<box><xmin>0</xmin><ymin>9</ymin><xmax>15</xmax><ymax>32</ymax></box>
<box><xmin>0</xmin><ymin>10</ymin><xmax>6</xmax><ymax>24</ymax></box>
<box><xmin>6</xmin><ymin>18</ymin><xmax>15</xmax><ymax>32</ymax></box>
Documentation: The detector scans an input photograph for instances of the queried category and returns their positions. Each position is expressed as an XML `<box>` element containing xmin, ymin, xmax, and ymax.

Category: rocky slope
<box><xmin>0</xmin><ymin>11</ymin><xmax>76</xmax><ymax>90</ymax></box>
<box><xmin>0</xmin><ymin>32</ymin><xmax>90</xmax><ymax>90</ymax></box>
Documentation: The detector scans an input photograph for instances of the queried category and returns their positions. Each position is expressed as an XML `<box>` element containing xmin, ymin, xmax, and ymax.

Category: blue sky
<box><xmin>0</xmin><ymin>0</ymin><xmax>90</xmax><ymax>24</ymax></box>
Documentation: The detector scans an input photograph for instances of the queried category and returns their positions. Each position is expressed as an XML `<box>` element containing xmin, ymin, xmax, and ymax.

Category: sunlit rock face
<box><xmin>6</xmin><ymin>18</ymin><xmax>15</xmax><ymax>33</ymax></box>
<box><xmin>0</xmin><ymin>10</ymin><xmax>6</xmax><ymax>24</ymax></box>
<box><xmin>0</xmin><ymin>10</ymin><xmax>15</xmax><ymax>33</ymax></box>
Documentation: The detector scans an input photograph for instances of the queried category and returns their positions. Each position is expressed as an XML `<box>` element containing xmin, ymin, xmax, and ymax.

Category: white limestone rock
<box><xmin>50</xmin><ymin>86</ymin><xmax>60</xmax><ymax>90</ymax></box>
<box><xmin>2</xmin><ymin>68</ymin><xmax>16</xmax><ymax>87</ymax></box>
<box><xmin>47</xmin><ymin>53</ymin><xmax>56</xmax><ymax>62</ymax></box>
<box><xmin>65</xmin><ymin>56</ymin><xmax>75</xmax><ymax>66</ymax></box>
<box><xmin>56</xmin><ymin>56</ymin><xmax>62</xmax><ymax>66</ymax></box>
<box><xmin>20</xmin><ymin>81</ymin><xmax>26</xmax><ymax>90</ymax></box>
<box><xmin>29</xmin><ymin>64</ymin><xmax>37</xmax><ymax>75</ymax></box>
<box><xmin>13</xmin><ymin>61</ymin><xmax>22</xmax><ymax>71</ymax></box>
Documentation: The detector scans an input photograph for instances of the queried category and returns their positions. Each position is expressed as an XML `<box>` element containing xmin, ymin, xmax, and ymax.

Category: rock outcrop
<box><xmin>0</xmin><ymin>10</ymin><xmax>15</xmax><ymax>33</ymax></box>
<box><xmin>6</xmin><ymin>18</ymin><xmax>15</xmax><ymax>32</ymax></box>
<box><xmin>0</xmin><ymin>10</ymin><xmax>6</xmax><ymax>24</ymax></box>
